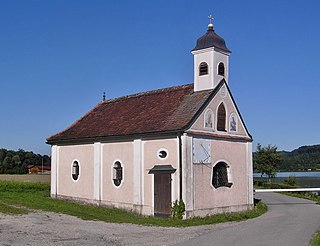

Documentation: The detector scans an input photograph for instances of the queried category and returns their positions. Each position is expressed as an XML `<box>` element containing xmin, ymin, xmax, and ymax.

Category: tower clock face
<box><xmin>193</xmin><ymin>138</ymin><xmax>211</xmax><ymax>164</ymax></box>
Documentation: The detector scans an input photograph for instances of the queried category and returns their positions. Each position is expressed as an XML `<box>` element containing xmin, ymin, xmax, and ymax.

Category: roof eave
<box><xmin>46</xmin><ymin>129</ymin><xmax>186</xmax><ymax>146</ymax></box>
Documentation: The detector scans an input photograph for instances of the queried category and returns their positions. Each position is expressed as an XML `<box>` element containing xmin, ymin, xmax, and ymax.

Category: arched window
<box><xmin>199</xmin><ymin>62</ymin><xmax>208</xmax><ymax>76</ymax></box>
<box><xmin>212</xmin><ymin>162</ymin><xmax>232</xmax><ymax>188</ymax></box>
<box><xmin>72</xmin><ymin>161</ymin><xmax>79</xmax><ymax>181</ymax></box>
<box><xmin>229</xmin><ymin>113</ymin><xmax>237</xmax><ymax>132</ymax></box>
<box><xmin>217</xmin><ymin>103</ymin><xmax>226</xmax><ymax>131</ymax></box>
<box><xmin>204</xmin><ymin>109</ymin><xmax>213</xmax><ymax>129</ymax></box>
<box><xmin>113</xmin><ymin>161</ymin><xmax>123</xmax><ymax>187</ymax></box>
<box><xmin>218</xmin><ymin>62</ymin><xmax>225</xmax><ymax>76</ymax></box>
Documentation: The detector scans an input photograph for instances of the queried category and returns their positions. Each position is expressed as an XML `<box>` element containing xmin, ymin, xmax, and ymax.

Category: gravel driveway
<box><xmin>0</xmin><ymin>211</ymin><xmax>234</xmax><ymax>246</ymax></box>
<box><xmin>3</xmin><ymin>193</ymin><xmax>318</xmax><ymax>246</ymax></box>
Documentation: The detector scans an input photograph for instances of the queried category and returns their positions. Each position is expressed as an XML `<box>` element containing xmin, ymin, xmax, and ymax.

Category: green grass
<box><xmin>0</xmin><ymin>180</ymin><xmax>267</xmax><ymax>227</ymax></box>
<box><xmin>311</xmin><ymin>230</ymin><xmax>320</xmax><ymax>246</ymax></box>
<box><xmin>0</xmin><ymin>201</ymin><xmax>30</xmax><ymax>215</ymax></box>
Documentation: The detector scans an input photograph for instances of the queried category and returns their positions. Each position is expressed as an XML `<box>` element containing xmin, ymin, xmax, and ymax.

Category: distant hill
<box><xmin>279</xmin><ymin>144</ymin><xmax>320</xmax><ymax>171</ymax></box>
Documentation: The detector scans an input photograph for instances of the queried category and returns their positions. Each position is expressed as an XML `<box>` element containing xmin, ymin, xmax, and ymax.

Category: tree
<box><xmin>253</xmin><ymin>143</ymin><xmax>283</xmax><ymax>182</ymax></box>
<box><xmin>2</xmin><ymin>156</ymin><xmax>13</xmax><ymax>174</ymax></box>
<box><xmin>0</xmin><ymin>148</ymin><xmax>7</xmax><ymax>164</ymax></box>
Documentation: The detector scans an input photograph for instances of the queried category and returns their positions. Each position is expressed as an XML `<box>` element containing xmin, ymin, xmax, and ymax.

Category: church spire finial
<box><xmin>208</xmin><ymin>15</ymin><xmax>214</xmax><ymax>30</ymax></box>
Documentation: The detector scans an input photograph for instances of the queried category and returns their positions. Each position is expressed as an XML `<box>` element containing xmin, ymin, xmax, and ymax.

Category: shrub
<box><xmin>171</xmin><ymin>199</ymin><xmax>185</xmax><ymax>219</ymax></box>
<box><xmin>283</xmin><ymin>176</ymin><xmax>297</xmax><ymax>187</ymax></box>
<box><xmin>253</xmin><ymin>180</ymin><xmax>293</xmax><ymax>189</ymax></box>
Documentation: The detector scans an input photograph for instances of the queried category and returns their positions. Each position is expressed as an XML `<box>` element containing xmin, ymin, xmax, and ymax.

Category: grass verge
<box><xmin>311</xmin><ymin>230</ymin><xmax>320</xmax><ymax>246</ymax></box>
<box><xmin>0</xmin><ymin>201</ymin><xmax>30</xmax><ymax>215</ymax></box>
<box><xmin>282</xmin><ymin>191</ymin><xmax>320</xmax><ymax>205</ymax></box>
<box><xmin>0</xmin><ymin>180</ymin><xmax>267</xmax><ymax>227</ymax></box>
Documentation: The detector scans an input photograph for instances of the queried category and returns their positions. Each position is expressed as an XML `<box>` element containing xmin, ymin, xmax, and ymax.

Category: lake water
<box><xmin>253</xmin><ymin>172</ymin><xmax>320</xmax><ymax>188</ymax></box>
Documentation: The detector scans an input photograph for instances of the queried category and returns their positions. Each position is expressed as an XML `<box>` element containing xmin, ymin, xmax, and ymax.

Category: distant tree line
<box><xmin>0</xmin><ymin>148</ymin><xmax>51</xmax><ymax>174</ymax></box>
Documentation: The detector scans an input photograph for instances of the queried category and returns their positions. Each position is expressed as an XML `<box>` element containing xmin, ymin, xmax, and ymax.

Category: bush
<box><xmin>283</xmin><ymin>176</ymin><xmax>297</xmax><ymax>187</ymax></box>
<box><xmin>171</xmin><ymin>199</ymin><xmax>185</xmax><ymax>219</ymax></box>
<box><xmin>253</xmin><ymin>180</ymin><xmax>293</xmax><ymax>189</ymax></box>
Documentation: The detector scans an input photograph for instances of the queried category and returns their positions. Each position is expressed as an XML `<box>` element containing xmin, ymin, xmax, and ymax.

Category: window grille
<box><xmin>212</xmin><ymin>162</ymin><xmax>232</xmax><ymax>188</ymax></box>
<box><xmin>113</xmin><ymin>161</ymin><xmax>123</xmax><ymax>187</ymax></box>
<box><xmin>72</xmin><ymin>161</ymin><xmax>79</xmax><ymax>181</ymax></box>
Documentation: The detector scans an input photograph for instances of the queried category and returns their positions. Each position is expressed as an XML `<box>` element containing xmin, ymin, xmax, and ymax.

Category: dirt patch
<box><xmin>0</xmin><ymin>211</ymin><xmax>234</xmax><ymax>245</ymax></box>
<box><xmin>0</xmin><ymin>174</ymin><xmax>50</xmax><ymax>183</ymax></box>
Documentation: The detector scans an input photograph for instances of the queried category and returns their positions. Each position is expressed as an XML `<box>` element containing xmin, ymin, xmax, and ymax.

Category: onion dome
<box><xmin>192</xmin><ymin>17</ymin><xmax>231</xmax><ymax>53</ymax></box>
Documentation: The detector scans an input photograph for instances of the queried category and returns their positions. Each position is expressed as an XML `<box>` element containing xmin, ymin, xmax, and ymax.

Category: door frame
<box><xmin>148</xmin><ymin>165</ymin><xmax>176</xmax><ymax>217</ymax></box>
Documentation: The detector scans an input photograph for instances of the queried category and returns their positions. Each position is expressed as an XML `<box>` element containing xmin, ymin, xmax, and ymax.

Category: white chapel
<box><xmin>47</xmin><ymin>17</ymin><xmax>254</xmax><ymax>218</ymax></box>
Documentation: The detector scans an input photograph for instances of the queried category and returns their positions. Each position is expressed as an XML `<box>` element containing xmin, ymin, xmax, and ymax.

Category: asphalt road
<box><xmin>177</xmin><ymin>192</ymin><xmax>320</xmax><ymax>246</ymax></box>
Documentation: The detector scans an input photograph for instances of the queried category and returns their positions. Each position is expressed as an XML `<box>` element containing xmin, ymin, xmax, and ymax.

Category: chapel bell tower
<box><xmin>192</xmin><ymin>16</ymin><xmax>231</xmax><ymax>92</ymax></box>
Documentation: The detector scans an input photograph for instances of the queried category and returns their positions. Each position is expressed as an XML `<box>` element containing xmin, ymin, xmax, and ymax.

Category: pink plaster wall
<box><xmin>143</xmin><ymin>138</ymin><xmax>179</xmax><ymax>208</ymax></box>
<box><xmin>191</xmin><ymin>86</ymin><xmax>248</xmax><ymax>137</ymax></box>
<box><xmin>101</xmin><ymin>142</ymin><xmax>134</xmax><ymax>205</ymax></box>
<box><xmin>58</xmin><ymin>145</ymin><xmax>94</xmax><ymax>199</ymax></box>
<box><xmin>193</xmin><ymin>140</ymin><xmax>249</xmax><ymax>210</ymax></box>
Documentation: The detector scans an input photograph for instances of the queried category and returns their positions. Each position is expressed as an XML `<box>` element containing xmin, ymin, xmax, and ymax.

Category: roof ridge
<box><xmin>103</xmin><ymin>83</ymin><xmax>193</xmax><ymax>104</ymax></box>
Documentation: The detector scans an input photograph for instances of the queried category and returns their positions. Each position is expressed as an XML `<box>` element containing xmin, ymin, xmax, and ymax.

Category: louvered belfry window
<box><xmin>212</xmin><ymin>162</ymin><xmax>228</xmax><ymax>188</ymax></box>
<box><xmin>218</xmin><ymin>62</ymin><xmax>225</xmax><ymax>76</ymax></box>
<box><xmin>199</xmin><ymin>62</ymin><xmax>208</xmax><ymax>76</ymax></box>
<box><xmin>217</xmin><ymin>103</ymin><xmax>226</xmax><ymax>131</ymax></box>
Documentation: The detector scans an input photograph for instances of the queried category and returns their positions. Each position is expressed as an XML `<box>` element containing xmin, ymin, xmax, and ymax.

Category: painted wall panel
<box><xmin>193</xmin><ymin>140</ymin><xmax>249</xmax><ymax>210</ymax></box>
<box><xmin>101</xmin><ymin>142</ymin><xmax>134</xmax><ymax>205</ymax></box>
<box><xmin>143</xmin><ymin>138</ymin><xmax>179</xmax><ymax>209</ymax></box>
<box><xmin>190</xmin><ymin>84</ymin><xmax>248</xmax><ymax>137</ymax></box>
<box><xmin>58</xmin><ymin>144</ymin><xmax>94</xmax><ymax>200</ymax></box>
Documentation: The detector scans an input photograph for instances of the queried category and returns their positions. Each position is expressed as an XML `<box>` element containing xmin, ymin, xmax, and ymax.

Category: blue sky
<box><xmin>0</xmin><ymin>1</ymin><xmax>319</xmax><ymax>155</ymax></box>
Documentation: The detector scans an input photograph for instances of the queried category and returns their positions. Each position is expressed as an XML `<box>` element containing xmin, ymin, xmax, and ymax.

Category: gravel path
<box><xmin>2</xmin><ymin>193</ymin><xmax>318</xmax><ymax>246</ymax></box>
<box><xmin>0</xmin><ymin>211</ymin><xmax>234</xmax><ymax>246</ymax></box>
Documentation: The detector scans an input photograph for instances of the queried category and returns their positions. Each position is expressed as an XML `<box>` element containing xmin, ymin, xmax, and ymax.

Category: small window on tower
<box><xmin>218</xmin><ymin>62</ymin><xmax>225</xmax><ymax>76</ymax></box>
<box><xmin>199</xmin><ymin>62</ymin><xmax>208</xmax><ymax>76</ymax></box>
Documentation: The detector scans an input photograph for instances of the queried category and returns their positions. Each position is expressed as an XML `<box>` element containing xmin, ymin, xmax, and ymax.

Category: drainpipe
<box><xmin>178</xmin><ymin>133</ymin><xmax>183</xmax><ymax>201</ymax></box>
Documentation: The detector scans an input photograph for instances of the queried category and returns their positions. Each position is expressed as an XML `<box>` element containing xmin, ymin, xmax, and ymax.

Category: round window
<box><xmin>158</xmin><ymin>150</ymin><xmax>168</xmax><ymax>159</ymax></box>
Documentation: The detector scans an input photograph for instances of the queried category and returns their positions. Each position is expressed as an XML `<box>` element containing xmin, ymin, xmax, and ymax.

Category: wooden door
<box><xmin>154</xmin><ymin>173</ymin><xmax>171</xmax><ymax>217</ymax></box>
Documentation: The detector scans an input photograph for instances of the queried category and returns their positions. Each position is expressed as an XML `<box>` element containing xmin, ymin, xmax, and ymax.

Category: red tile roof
<box><xmin>47</xmin><ymin>84</ymin><xmax>214</xmax><ymax>143</ymax></box>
